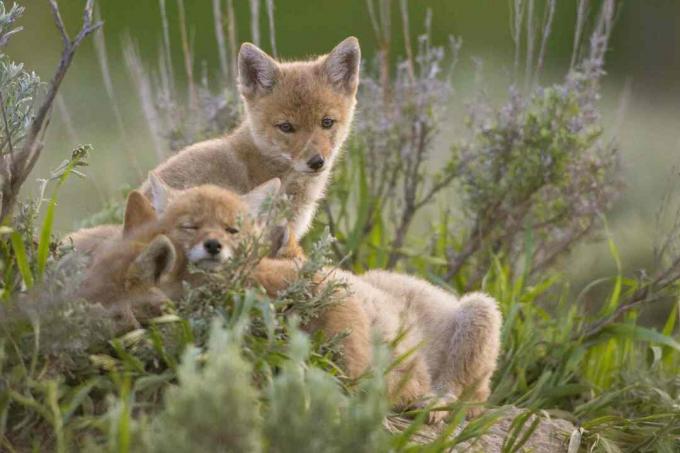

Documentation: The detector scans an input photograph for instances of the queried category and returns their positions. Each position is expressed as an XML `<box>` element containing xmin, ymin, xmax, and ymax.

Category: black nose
<box><xmin>204</xmin><ymin>239</ymin><xmax>222</xmax><ymax>256</ymax></box>
<box><xmin>307</xmin><ymin>154</ymin><xmax>325</xmax><ymax>171</ymax></box>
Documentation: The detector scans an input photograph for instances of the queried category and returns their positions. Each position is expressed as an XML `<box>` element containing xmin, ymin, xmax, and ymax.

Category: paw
<box><xmin>465</xmin><ymin>404</ymin><xmax>486</xmax><ymax>419</ymax></box>
<box><xmin>426</xmin><ymin>409</ymin><xmax>450</xmax><ymax>425</ymax></box>
<box><xmin>415</xmin><ymin>393</ymin><xmax>458</xmax><ymax>425</ymax></box>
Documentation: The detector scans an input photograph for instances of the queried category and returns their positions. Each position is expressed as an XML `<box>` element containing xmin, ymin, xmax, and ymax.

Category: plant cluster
<box><xmin>0</xmin><ymin>1</ymin><xmax>678</xmax><ymax>452</ymax></box>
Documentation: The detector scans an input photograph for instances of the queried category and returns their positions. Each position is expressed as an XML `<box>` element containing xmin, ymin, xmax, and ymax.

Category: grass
<box><xmin>0</xmin><ymin>0</ymin><xmax>679</xmax><ymax>451</ymax></box>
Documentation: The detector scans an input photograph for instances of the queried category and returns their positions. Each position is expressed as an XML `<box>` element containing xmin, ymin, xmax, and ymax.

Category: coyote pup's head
<box><xmin>148</xmin><ymin>174</ymin><xmax>281</xmax><ymax>270</ymax></box>
<box><xmin>238</xmin><ymin>37</ymin><xmax>361</xmax><ymax>175</ymax></box>
<box><xmin>77</xmin><ymin>234</ymin><xmax>180</xmax><ymax>329</ymax></box>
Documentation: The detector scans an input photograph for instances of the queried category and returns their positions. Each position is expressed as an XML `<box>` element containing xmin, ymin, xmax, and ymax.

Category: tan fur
<box><xmin>64</xmin><ymin>190</ymin><xmax>158</xmax><ymax>255</ymax></box>
<box><xmin>359</xmin><ymin>270</ymin><xmax>502</xmax><ymax>421</ymax></box>
<box><xmin>64</xmin><ymin>224</ymin><xmax>122</xmax><ymax>256</ymax></box>
<box><xmin>80</xmin><ymin>184</ymin><xmax>502</xmax><ymax>423</ymax></box>
<box><xmin>123</xmin><ymin>191</ymin><xmax>156</xmax><ymax>237</ymax></box>
<box><xmin>207</xmin><ymin>252</ymin><xmax>503</xmax><ymax>421</ymax></box>
<box><xmin>76</xmin><ymin>233</ymin><xmax>185</xmax><ymax>331</ymax></box>
<box><xmin>140</xmin><ymin>37</ymin><xmax>361</xmax><ymax>239</ymax></box>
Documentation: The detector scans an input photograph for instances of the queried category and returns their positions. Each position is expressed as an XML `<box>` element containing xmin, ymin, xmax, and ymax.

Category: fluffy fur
<box><xmin>79</xmin><ymin>184</ymin><xmax>502</xmax><ymax>423</ymax></box>
<box><xmin>140</xmin><ymin>37</ymin><xmax>360</xmax><ymax>238</ymax></box>
<box><xmin>65</xmin><ymin>37</ymin><xmax>360</xmax><ymax>254</ymax></box>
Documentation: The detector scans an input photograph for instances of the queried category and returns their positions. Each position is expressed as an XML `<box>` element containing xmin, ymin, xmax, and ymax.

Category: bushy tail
<box><xmin>442</xmin><ymin>292</ymin><xmax>502</xmax><ymax>396</ymax></box>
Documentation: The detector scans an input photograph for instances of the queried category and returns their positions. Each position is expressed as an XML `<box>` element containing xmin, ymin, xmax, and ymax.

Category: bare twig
<box><xmin>266</xmin><ymin>0</ymin><xmax>277</xmax><ymax>58</ymax></box>
<box><xmin>532</xmin><ymin>0</ymin><xmax>555</xmax><ymax>86</ymax></box>
<box><xmin>524</xmin><ymin>0</ymin><xmax>535</xmax><ymax>91</ymax></box>
<box><xmin>212</xmin><ymin>0</ymin><xmax>230</xmax><ymax>80</ymax></box>
<box><xmin>123</xmin><ymin>37</ymin><xmax>165</xmax><ymax>162</ymax></box>
<box><xmin>0</xmin><ymin>90</ymin><xmax>14</xmax><ymax>157</ymax></box>
<box><xmin>226</xmin><ymin>0</ymin><xmax>238</xmax><ymax>89</ymax></box>
<box><xmin>176</xmin><ymin>0</ymin><xmax>196</xmax><ymax>110</ymax></box>
<box><xmin>511</xmin><ymin>0</ymin><xmax>525</xmax><ymax>82</ymax></box>
<box><xmin>581</xmin><ymin>263</ymin><xmax>680</xmax><ymax>340</ymax></box>
<box><xmin>570</xmin><ymin>0</ymin><xmax>589</xmax><ymax>70</ymax></box>
<box><xmin>398</xmin><ymin>0</ymin><xmax>415</xmax><ymax>83</ymax></box>
<box><xmin>93</xmin><ymin>7</ymin><xmax>142</xmax><ymax>178</ymax></box>
<box><xmin>47</xmin><ymin>0</ymin><xmax>69</xmax><ymax>47</ymax></box>
<box><xmin>249</xmin><ymin>0</ymin><xmax>261</xmax><ymax>47</ymax></box>
<box><xmin>158</xmin><ymin>0</ymin><xmax>175</xmax><ymax>93</ymax></box>
<box><xmin>0</xmin><ymin>25</ymin><xmax>22</xmax><ymax>48</ymax></box>
<box><xmin>0</xmin><ymin>0</ymin><xmax>102</xmax><ymax>223</ymax></box>
<box><xmin>654</xmin><ymin>166</ymin><xmax>680</xmax><ymax>269</ymax></box>
<box><xmin>322</xmin><ymin>202</ymin><xmax>345</xmax><ymax>261</ymax></box>
<box><xmin>366</xmin><ymin>0</ymin><xmax>392</xmax><ymax>102</ymax></box>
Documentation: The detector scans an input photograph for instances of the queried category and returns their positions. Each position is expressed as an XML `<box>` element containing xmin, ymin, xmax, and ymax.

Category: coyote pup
<box><xmin>141</xmin><ymin>36</ymin><xmax>361</xmax><ymax>239</ymax></box>
<box><xmin>82</xmin><ymin>182</ymin><xmax>502</xmax><ymax>423</ymax></box>
<box><xmin>76</xmin><ymin>179</ymin><xmax>284</xmax><ymax>328</ymax></box>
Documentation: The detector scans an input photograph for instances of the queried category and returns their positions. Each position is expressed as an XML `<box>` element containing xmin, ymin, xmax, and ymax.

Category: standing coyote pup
<box><xmin>141</xmin><ymin>37</ymin><xmax>361</xmax><ymax>239</ymax></box>
<box><xmin>65</xmin><ymin>38</ymin><xmax>359</xmax><ymax>255</ymax></box>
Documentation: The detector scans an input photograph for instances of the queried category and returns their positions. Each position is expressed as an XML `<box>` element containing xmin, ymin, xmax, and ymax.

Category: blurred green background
<box><xmin>4</xmin><ymin>0</ymin><xmax>680</xmax><ymax>304</ymax></box>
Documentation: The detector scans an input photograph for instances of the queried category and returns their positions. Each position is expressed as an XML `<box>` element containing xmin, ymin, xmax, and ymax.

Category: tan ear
<box><xmin>148</xmin><ymin>172</ymin><xmax>177</xmax><ymax>214</ymax></box>
<box><xmin>323</xmin><ymin>36</ymin><xmax>361</xmax><ymax>94</ymax></box>
<box><xmin>238</xmin><ymin>42</ymin><xmax>280</xmax><ymax>98</ymax></box>
<box><xmin>125</xmin><ymin>235</ymin><xmax>177</xmax><ymax>287</ymax></box>
<box><xmin>124</xmin><ymin>190</ymin><xmax>157</xmax><ymax>237</ymax></box>
<box><xmin>242</xmin><ymin>178</ymin><xmax>282</xmax><ymax>218</ymax></box>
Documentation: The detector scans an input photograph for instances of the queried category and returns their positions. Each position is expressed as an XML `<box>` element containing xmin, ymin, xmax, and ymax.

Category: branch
<box><xmin>0</xmin><ymin>90</ymin><xmax>14</xmax><ymax>157</ymax></box>
<box><xmin>48</xmin><ymin>0</ymin><xmax>70</xmax><ymax>47</ymax></box>
<box><xmin>581</xmin><ymin>254</ymin><xmax>680</xmax><ymax>340</ymax></box>
<box><xmin>322</xmin><ymin>201</ymin><xmax>345</xmax><ymax>262</ymax></box>
<box><xmin>0</xmin><ymin>0</ymin><xmax>102</xmax><ymax>222</ymax></box>
<box><xmin>0</xmin><ymin>26</ymin><xmax>23</xmax><ymax>48</ymax></box>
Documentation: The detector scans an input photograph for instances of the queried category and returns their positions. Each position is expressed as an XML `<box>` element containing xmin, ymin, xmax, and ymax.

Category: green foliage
<box><xmin>143</xmin><ymin>321</ymin><xmax>262</xmax><ymax>453</ymax></box>
<box><xmin>0</xmin><ymin>0</ymin><xmax>679</xmax><ymax>452</ymax></box>
<box><xmin>263</xmin><ymin>329</ymin><xmax>389</xmax><ymax>453</ymax></box>
<box><xmin>0</xmin><ymin>0</ymin><xmax>41</xmax><ymax>157</ymax></box>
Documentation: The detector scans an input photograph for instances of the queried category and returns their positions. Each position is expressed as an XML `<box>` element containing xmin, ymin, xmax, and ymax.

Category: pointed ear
<box><xmin>124</xmin><ymin>190</ymin><xmax>157</xmax><ymax>237</ymax></box>
<box><xmin>323</xmin><ymin>36</ymin><xmax>361</xmax><ymax>94</ymax></box>
<box><xmin>126</xmin><ymin>235</ymin><xmax>177</xmax><ymax>287</ymax></box>
<box><xmin>148</xmin><ymin>172</ymin><xmax>177</xmax><ymax>215</ymax></box>
<box><xmin>242</xmin><ymin>178</ymin><xmax>281</xmax><ymax>218</ymax></box>
<box><xmin>238</xmin><ymin>42</ymin><xmax>280</xmax><ymax>98</ymax></box>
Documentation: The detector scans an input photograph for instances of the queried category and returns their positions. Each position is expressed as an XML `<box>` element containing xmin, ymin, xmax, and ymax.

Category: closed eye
<box><xmin>225</xmin><ymin>226</ymin><xmax>239</xmax><ymax>234</ymax></box>
<box><xmin>180</xmin><ymin>224</ymin><xmax>198</xmax><ymax>230</ymax></box>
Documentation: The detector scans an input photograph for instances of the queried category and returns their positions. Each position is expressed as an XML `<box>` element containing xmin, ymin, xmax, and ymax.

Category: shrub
<box><xmin>0</xmin><ymin>0</ymin><xmax>679</xmax><ymax>452</ymax></box>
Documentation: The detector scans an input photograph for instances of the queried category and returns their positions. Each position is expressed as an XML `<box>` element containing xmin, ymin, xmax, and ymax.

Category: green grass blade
<box><xmin>10</xmin><ymin>231</ymin><xmax>33</xmax><ymax>289</ymax></box>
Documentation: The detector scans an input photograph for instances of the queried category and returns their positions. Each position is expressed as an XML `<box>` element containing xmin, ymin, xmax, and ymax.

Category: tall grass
<box><xmin>0</xmin><ymin>0</ymin><xmax>678</xmax><ymax>451</ymax></box>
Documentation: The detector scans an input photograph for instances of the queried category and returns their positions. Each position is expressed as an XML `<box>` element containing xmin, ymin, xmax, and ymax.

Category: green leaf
<box><xmin>10</xmin><ymin>230</ymin><xmax>33</xmax><ymax>289</ymax></box>
<box><xmin>601</xmin><ymin>323</ymin><xmax>680</xmax><ymax>351</ymax></box>
<box><xmin>37</xmin><ymin>146</ymin><xmax>88</xmax><ymax>278</ymax></box>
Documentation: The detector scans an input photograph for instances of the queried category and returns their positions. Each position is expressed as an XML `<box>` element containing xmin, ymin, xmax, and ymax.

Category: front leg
<box><xmin>251</xmin><ymin>258</ymin><xmax>302</xmax><ymax>296</ymax></box>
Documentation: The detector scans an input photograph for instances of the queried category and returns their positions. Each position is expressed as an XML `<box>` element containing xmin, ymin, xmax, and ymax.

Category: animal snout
<box><xmin>307</xmin><ymin>154</ymin><xmax>325</xmax><ymax>171</ymax></box>
<box><xmin>203</xmin><ymin>239</ymin><xmax>222</xmax><ymax>256</ymax></box>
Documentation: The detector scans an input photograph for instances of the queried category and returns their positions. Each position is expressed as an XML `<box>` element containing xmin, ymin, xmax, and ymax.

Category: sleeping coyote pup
<box><xmin>79</xmin><ymin>181</ymin><xmax>502</xmax><ymax>424</ymax></box>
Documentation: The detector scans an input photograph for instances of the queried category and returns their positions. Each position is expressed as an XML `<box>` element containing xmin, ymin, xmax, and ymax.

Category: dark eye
<box><xmin>225</xmin><ymin>226</ymin><xmax>239</xmax><ymax>234</ymax></box>
<box><xmin>321</xmin><ymin>117</ymin><xmax>335</xmax><ymax>129</ymax></box>
<box><xmin>277</xmin><ymin>122</ymin><xmax>295</xmax><ymax>133</ymax></box>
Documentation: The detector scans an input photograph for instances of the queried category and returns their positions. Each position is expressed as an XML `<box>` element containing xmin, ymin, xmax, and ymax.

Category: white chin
<box><xmin>187</xmin><ymin>244</ymin><xmax>232</xmax><ymax>270</ymax></box>
<box><xmin>294</xmin><ymin>164</ymin><xmax>324</xmax><ymax>176</ymax></box>
<box><xmin>195</xmin><ymin>259</ymin><xmax>224</xmax><ymax>271</ymax></box>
